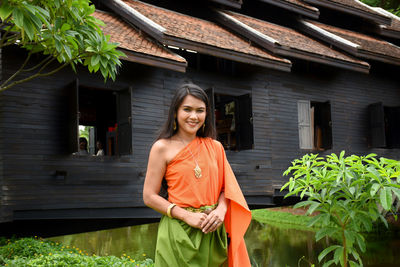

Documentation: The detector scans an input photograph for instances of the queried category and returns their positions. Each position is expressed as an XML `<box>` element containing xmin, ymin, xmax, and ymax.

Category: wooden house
<box><xmin>1</xmin><ymin>0</ymin><xmax>400</xmax><ymax>236</ymax></box>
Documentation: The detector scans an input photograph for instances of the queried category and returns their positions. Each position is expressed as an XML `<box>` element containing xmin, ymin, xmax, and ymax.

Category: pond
<box><xmin>49</xmin><ymin>217</ymin><xmax>400</xmax><ymax>266</ymax></box>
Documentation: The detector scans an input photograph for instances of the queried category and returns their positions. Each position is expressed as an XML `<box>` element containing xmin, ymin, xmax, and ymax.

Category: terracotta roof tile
<box><xmin>122</xmin><ymin>0</ymin><xmax>289</xmax><ymax>64</ymax></box>
<box><xmin>225</xmin><ymin>11</ymin><xmax>367</xmax><ymax>65</ymax></box>
<box><xmin>93</xmin><ymin>10</ymin><xmax>186</xmax><ymax>63</ymax></box>
<box><xmin>308</xmin><ymin>20</ymin><xmax>400</xmax><ymax>60</ymax></box>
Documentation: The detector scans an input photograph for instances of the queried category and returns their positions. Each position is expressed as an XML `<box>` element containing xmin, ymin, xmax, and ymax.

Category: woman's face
<box><xmin>176</xmin><ymin>95</ymin><xmax>206</xmax><ymax>136</ymax></box>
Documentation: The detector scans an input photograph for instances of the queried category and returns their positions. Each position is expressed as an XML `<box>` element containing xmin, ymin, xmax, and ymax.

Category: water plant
<box><xmin>281</xmin><ymin>151</ymin><xmax>400</xmax><ymax>267</ymax></box>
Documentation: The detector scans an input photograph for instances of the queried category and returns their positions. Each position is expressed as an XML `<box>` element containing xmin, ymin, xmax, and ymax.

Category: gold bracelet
<box><xmin>167</xmin><ymin>203</ymin><xmax>176</xmax><ymax>218</ymax></box>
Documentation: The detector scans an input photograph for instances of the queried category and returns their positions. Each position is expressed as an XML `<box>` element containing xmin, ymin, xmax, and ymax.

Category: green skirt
<box><xmin>154</xmin><ymin>215</ymin><xmax>228</xmax><ymax>267</ymax></box>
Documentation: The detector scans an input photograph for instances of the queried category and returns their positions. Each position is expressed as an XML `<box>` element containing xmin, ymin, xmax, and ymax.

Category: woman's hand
<box><xmin>200</xmin><ymin>206</ymin><xmax>226</xmax><ymax>234</ymax></box>
<box><xmin>182</xmin><ymin>211</ymin><xmax>208</xmax><ymax>229</ymax></box>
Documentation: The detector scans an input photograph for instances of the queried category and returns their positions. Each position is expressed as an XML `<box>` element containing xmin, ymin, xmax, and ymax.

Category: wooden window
<box><xmin>67</xmin><ymin>79</ymin><xmax>132</xmax><ymax>156</ymax></box>
<box><xmin>207</xmin><ymin>88</ymin><xmax>254</xmax><ymax>151</ymax></box>
<box><xmin>369</xmin><ymin>102</ymin><xmax>400</xmax><ymax>148</ymax></box>
<box><xmin>298</xmin><ymin>100</ymin><xmax>332</xmax><ymax>150</ymax></box>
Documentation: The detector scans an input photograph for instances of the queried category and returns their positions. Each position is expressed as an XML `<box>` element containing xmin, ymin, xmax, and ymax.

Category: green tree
<box><xmin>281</xmin><ymin>152</ymin><xmax>400</xmax><ymax>267</ymax></box>
<box><xmin>361</xmin><ymin>0</ymin><xmax>400</xmax><ymax>16</ymax></box>
<box><xmin>0</xmin><ymin>0</ymin><xmax>125</xmax><ymax>93</ymax></box>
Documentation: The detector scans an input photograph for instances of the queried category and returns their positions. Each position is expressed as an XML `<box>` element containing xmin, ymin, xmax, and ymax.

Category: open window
<box><xmin>67</xmin><ymin>79</ymin><xmax>132</xmax><ymax>156</ymax></box>
<box><xmin>298</xmin><ymin>100</ymin><xmax>332</xmax><ymax>150</ymax></box>
<box><xmin>207</xmin><ymin>88</ymin><xmax>253</xmax><ymax>151</ymax></box>
<box><xmin>369</xmin><ymin>102</ymin><xmax>400</xmax><ymax>148</ymax></box>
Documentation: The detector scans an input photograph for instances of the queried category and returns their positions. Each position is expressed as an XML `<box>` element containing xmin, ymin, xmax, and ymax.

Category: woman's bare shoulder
<box><xmin>151</xmin><ymin>138</ymin><xmax>170</xmax><ymax>153</ymax></box>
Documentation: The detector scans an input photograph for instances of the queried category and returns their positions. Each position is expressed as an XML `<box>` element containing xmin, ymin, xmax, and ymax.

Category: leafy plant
<box><xmin>0</xmin><ymin>237</ymin><xmax>154</xmax><ymax>266</ymax></box>
<box><xmin>281</xmin><ymin>151</ymin><xmax>400</xmax><ymax>267</ymax></box>
<box><xmin>0</xmin><ymin>0</ymin><xmax>125</xmax><ymax>92</ymax></box>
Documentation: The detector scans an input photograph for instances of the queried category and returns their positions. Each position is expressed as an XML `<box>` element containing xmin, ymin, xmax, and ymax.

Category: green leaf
<box><xmin>316</xmin><ymin>227</ymin><xmax>337</xmax><ymax>241</ymax></box>
<box><xmin>379</xmin><ymin>187</ymin><xmax>393</xmax><ymax>211</ymax></box>
<box><xmin>370</xmin><ymin>183</ymin><xmax>380</xmax><ymax>197</ymax></box>
<box><xmin>355</xmin><ymin>233</ymin><xmax>366</xmax><ymax>253</ymax></box>
<box><xmin>13</xmin><ymin>8</ymin><xmax>24</xmax><ymax>28</ymax></box>
<box><xmin>322</xmin><ymin>259</ymin><xmax>336</xmax><ymax>267</ymax></box>
<box><xmin>333</xmin><ymin>246</ymin><xmax>344</xmax><ymax>265</ymax></box>
<box><xmin>23</xmin><ymin>16</ymin><xmax>35</xmax><ymax>40</ymax></box>
<box><xmin>61</xmin><ymin>23</ymin><xmax>71</xmax><ymax>32</ymax></box>
<box><xmin>318</xmin><ymin>245</ymin><xmax>341</xmax><ymax>262</ymax></box>
<box><xmin>0</xmin><ymin>4</ymin><xmax>13</xmax><ymax>20</ymax></box>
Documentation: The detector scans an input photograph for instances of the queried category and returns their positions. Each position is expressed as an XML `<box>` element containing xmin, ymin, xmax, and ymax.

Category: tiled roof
<box><xmin>303</xmin><ymin>0</ymin><xmax>391</xmax><ymax>24</ymax></box>
<box><xmin>223</xmin><ymin>11</ymin><xmax>368</xmax><ymax>67</ymax></box>
<box><xmin>93</xmin><ymin>10</ymin><xmax>186</xmax><ymax>64</ymax></box>
<box><xmin>122</xmin><ymin>0</ymin><xmax>290</xmax><ymax>65</ymax></box>
<box><xmin>307</xmin><ymin>20</ymin><xmax>400</xmax><ymax>60</ymax></box>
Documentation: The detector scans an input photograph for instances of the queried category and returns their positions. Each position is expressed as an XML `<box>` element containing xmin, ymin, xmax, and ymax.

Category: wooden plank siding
<box><xmin>1</xmin><ymin>45</ymin><xmax>400</xmax><ymax>224</ymax></box>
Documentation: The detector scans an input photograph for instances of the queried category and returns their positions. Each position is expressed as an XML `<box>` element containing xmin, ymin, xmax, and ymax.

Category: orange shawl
<box><xmin>165</xmin><ymin>137</ymin><xmax>251</xmax><ymax>267</ymax></box>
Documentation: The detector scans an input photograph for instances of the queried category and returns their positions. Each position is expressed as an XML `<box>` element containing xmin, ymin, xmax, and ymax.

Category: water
<box><xmin>49</xmin><ymin>219</ymin><xmax>400</xmax><ymax>267</ymax></box>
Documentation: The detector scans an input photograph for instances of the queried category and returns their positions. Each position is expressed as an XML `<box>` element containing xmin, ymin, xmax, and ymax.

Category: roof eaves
<box><xmin>299</xmin><ymin>19</ymin><xmax>400</xmax><ymax>66</ymax></box>
<box><xmin>101</xmin><ymin>0</ymin><xmax>166</xmax><ymax>42</ymax></box>
<box><xmin>215</xmin><ymin>10</ymin><xmax>280</xmax><ymax>53</ymax></box>
<box><xmin>298</xmin><ymin>19</ymin><xmax>360</xmax><ymax>54</ymax></box>
<box><xmin>218</xmin><ymin>11</ymin><xmax>368</xmax><ymax>73</ymax></box>
<box><xmin>371</xmin><ymin>7</ymin><xmax>400</xmax><ymax>39</ymax></box>
<box><xmin>277</xmin><ymin>47</ymin><xmax>369</xmax><ymax>73</ymax></box>
<box><xmin>120</xmin><ymin>48</ymin><xmax>187</xmax><ymax>72</ymax></box>
<box><xmin>303</xmin><ymin>0</ymin><xmax>392</xmax><ymax>25</ymax></box>
<box><xmin>356</xmin><ymin>48</ymin><xmax>400</xmax><ymax>66</ymax></box>
<box><xmin>210</xmin><ymin>0</ymin><xmax>242</xmax><ymax>9</ymax></box>
<box><xmin>258</xmin><ymin>0</ymin><xmax>320</xmax><ymax>19</ymax></box>
<box><xmin>162</xmin><ymin>35</ymin><xmax>292</xmax><ymax>72</ymax></box>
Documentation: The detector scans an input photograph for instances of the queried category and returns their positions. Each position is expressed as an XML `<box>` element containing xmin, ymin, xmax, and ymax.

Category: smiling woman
<box><xmin>142</xmin><ymin>83</ymin><xmax>252</xmax><ymax>267</ymax></box>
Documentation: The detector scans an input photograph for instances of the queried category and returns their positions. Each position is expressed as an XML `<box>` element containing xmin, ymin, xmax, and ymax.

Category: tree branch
<box><xmin>0</xmin><ymin>50</ymin><xmax>33</xmax><ymax>88</ymax></box>
<box><xmin>0</xmin><ymin>61</ymin><xmax>70</xmax><ymax>93</ymax></box>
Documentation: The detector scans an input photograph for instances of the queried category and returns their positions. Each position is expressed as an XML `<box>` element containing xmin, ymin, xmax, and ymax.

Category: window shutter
<box><xmin>298</xmin><ymin>100</ymin><xmax>312</xmax><ymax>149</ymax></box>
<box><xmin>368</xmin><ymin>102</ymin><xmax>386</xmax><ymax>148</ymax></box>
<box><xmin>237</xmin><ymin>93</ymin><xmax>254</xmax><ymax>150</ymax></box>
<box><xmin>67</xmin><ymin>79</ymin><xmax>79</xmax><ymax>153</ymax></box>
<box><xmin>320</xmin><ymin>101</ymin><xmax>333</xmax><ymax>149</ymax></box>
<box><xmin>117</xmin><ymin>87</ymin><xmax>132</xmax><ymax>155</ymax></box>
<box><xmin>205</xmin><ymin>87</ymin><xmax>215</xmax><ymax>127</ymax></box>
<box><xmin>384</xmin><ymin>106</ymin><xmax>400</xmax><ymax>148</ymax></box>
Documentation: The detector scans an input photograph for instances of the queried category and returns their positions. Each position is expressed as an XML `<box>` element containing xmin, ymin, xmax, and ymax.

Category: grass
<box><xmin>0</xmin><ymin>237</ymin><xmax>154</xmax><ymax>266</ymax></box>
<box><xmin>251</xmin><ymin>208</ymin><xmax>322</xmax><ymax>231</ymax></box>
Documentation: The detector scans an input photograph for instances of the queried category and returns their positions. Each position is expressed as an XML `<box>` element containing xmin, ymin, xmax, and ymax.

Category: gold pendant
<box><xmin>194</xmin><ymin>164</ymin><xmax>202</xmax><ymax>178</ymax></box>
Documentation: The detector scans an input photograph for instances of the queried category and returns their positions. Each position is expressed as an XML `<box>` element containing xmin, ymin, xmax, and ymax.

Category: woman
<box><xmin>143</xmin><ymin>83</ymin><xmax>251</xmax><ymax>267</ymax></box>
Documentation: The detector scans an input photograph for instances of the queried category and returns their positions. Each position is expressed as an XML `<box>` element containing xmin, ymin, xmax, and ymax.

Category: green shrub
<box><xmin>0</xmin><ymin>237</ymin><xmax>154</xmax><ymax>266</ymax></box>
<box><xmin>282</xmin><ymin>152</ymin><xmax>400</xmax><ymax>267</ymax></box>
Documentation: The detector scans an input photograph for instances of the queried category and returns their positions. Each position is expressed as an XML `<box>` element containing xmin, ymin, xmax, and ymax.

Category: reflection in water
<box><xmin>244</xmin><ymin>220</ymin><xmax>327</xmax><ymax>267</ymax></box>
<box><xmin>49</xmin><ymin>223</ymin><xmax>159</xmax><ymax>260</ymax></box>
<box><xmin>49</xmin><ymin>220</ymin><xmax>400</xmax><ymax>267</ymax></box>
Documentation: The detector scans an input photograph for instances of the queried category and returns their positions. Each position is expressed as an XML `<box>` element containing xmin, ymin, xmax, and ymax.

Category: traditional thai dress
<box><xmin>154</xmin><ymin>137</ymin><xmax>251</xmax><ymax>267</ymax></box>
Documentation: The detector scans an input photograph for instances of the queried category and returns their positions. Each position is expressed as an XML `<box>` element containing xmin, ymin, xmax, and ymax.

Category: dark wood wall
<box><xmin>1</xmin><ymin>46</ymin><xmax>400</xmax><ymax>225</ymax></box>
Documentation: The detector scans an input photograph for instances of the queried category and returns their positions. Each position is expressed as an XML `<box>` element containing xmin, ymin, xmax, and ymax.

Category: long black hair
<box><xmin>157</xmin><ymin>83</ymin><xmax>216</xmax><ymax>140</ymax></box>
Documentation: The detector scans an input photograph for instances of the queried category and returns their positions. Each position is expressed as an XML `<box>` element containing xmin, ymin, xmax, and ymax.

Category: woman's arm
<box><xmin>142</xmin><ymin>141</ymin><xmax>208</xmax><ymax>229</ymax></box>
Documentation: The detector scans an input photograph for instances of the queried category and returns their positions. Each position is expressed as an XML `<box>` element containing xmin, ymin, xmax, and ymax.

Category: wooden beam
<box><xmin>258</xmin><ymin>0</ymin><xmax>320</xmax><ymax>19</ymax></box>
<box><xmin>120</xmin><ymin>48</ymin><xmax>187</xmax><ymax>73</ymax></box>
<box><xmin>209</xmin><ymin>0</ymin><xmax>242</xmax><ymax>9</ymax></box>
